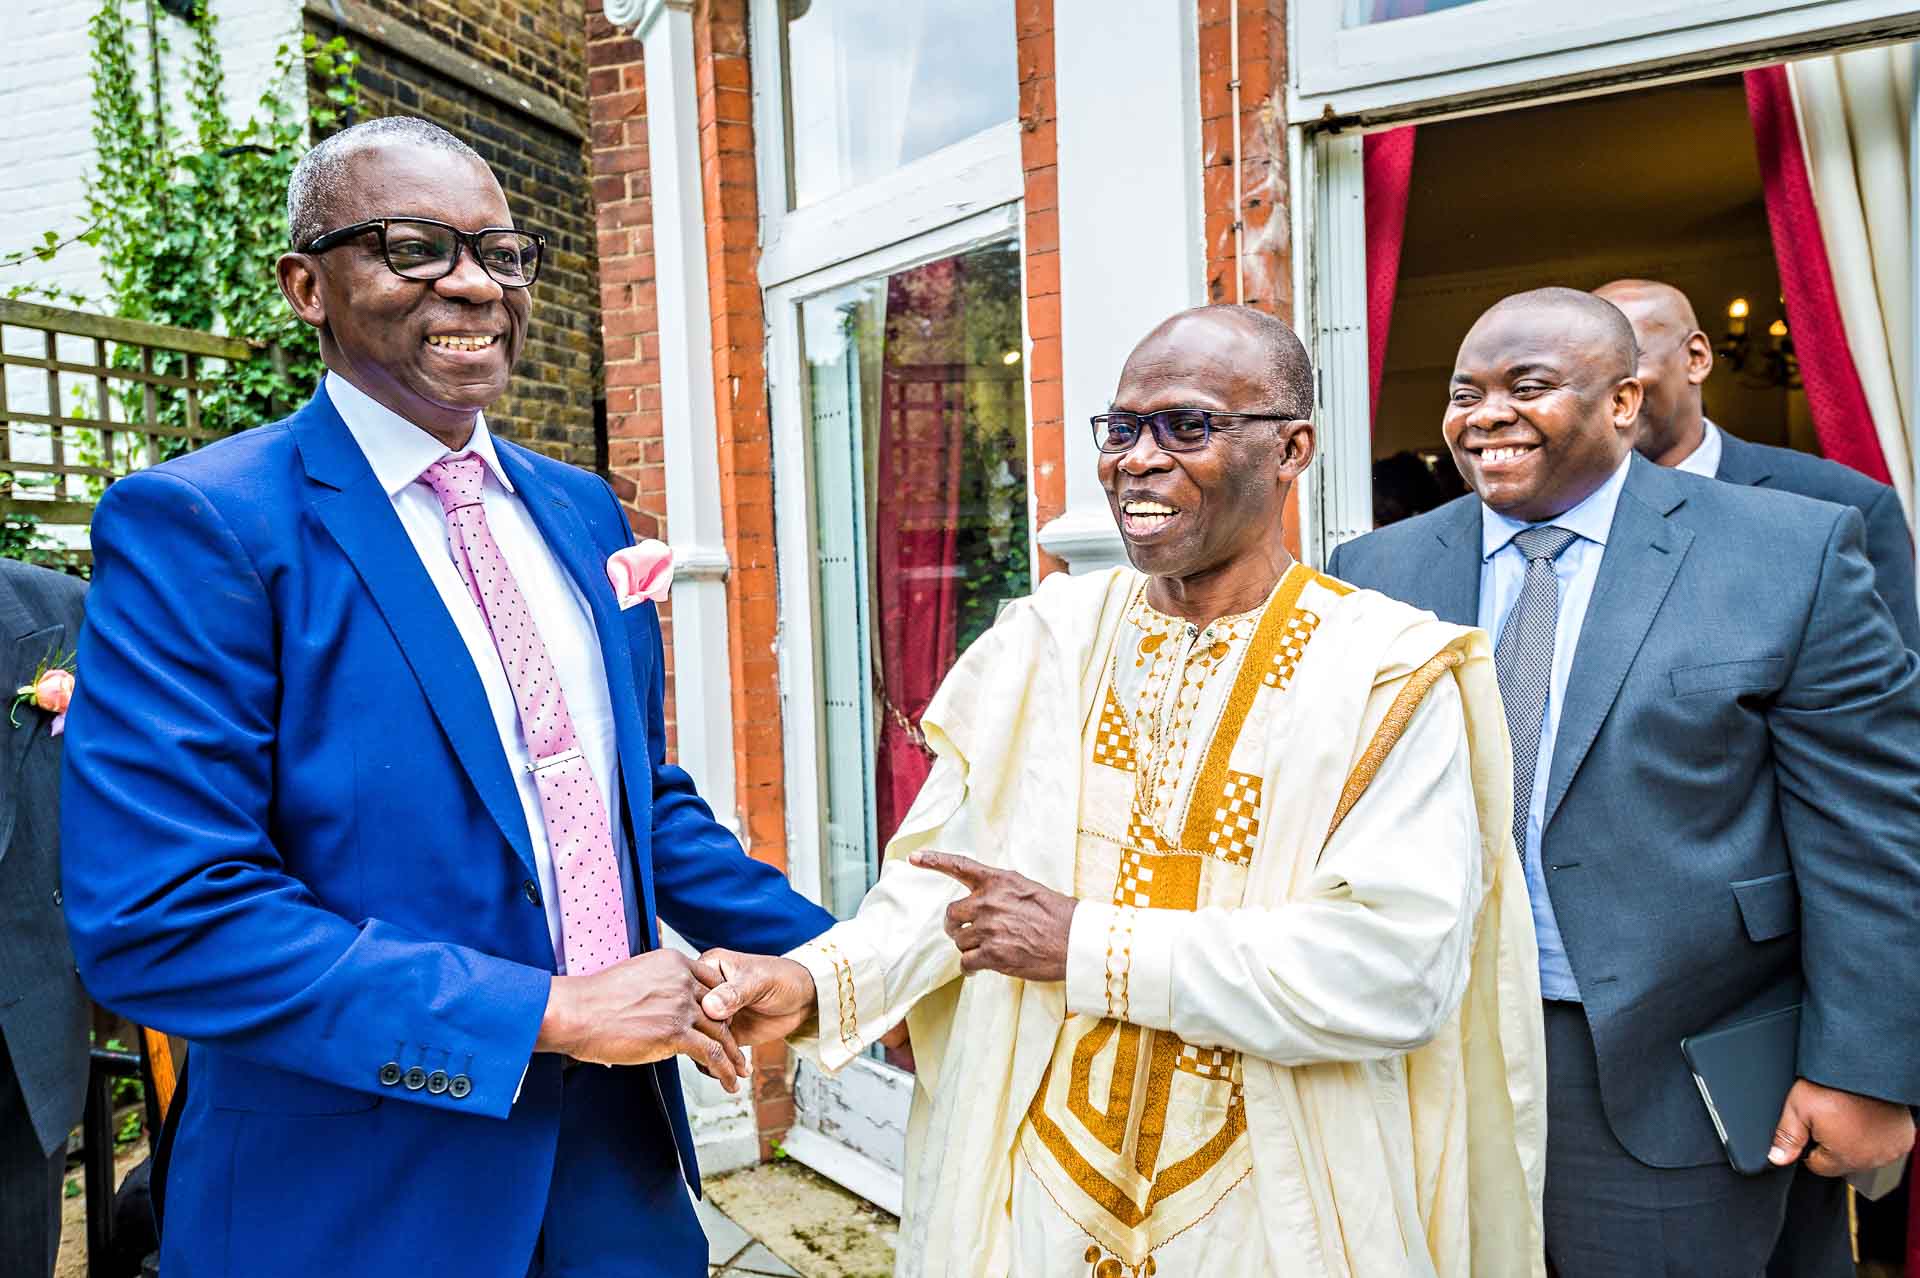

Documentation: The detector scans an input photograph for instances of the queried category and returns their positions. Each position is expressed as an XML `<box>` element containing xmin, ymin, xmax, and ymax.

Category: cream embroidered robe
<box><xmin>790</xmin><ymin>565</ymin><xmax>1546</xmax><ymax>1278</ymax></box>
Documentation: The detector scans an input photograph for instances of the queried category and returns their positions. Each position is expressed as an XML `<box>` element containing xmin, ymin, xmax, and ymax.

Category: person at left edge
<box><xmin>59</xmin><ymin>116</ymin><xmax>834</xmax><ymax>1278</ymax></box>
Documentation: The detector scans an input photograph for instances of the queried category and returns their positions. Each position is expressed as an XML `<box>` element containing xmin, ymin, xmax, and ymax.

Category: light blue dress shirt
<box><xmin>1478</xmin><ymin>455</ymin><xmax>1632</xmax><ymax>1001</ymax></box>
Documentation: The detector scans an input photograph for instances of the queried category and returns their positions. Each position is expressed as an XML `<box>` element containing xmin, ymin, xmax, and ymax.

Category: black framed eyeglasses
<box><xmin>300</xmin><ymin>217</ymin><xmax>545</xmax><ymax>288</ymax></box>
<box><xmin>1090</xmin><ymin>408</ymin><xmax>1296</xmax><ymax>454</ymax></box>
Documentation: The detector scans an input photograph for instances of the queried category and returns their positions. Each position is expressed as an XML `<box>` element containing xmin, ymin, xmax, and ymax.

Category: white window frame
<box><xmin>1291</xmin><ymin>0</ymin><xmax>1920</xmax><ymax>125</ymax></box>
<box><xmin>748</xmin><ymin>0</ymin><xmax>1025</xmax><ymax>291</ymax></box>
<box><xmin>749</xmin><ymin>0</ymin><xmax>1029</xmax><ymax>1204</ymax></box>
<box><xmin>1293</xmin><ymin>8</ymin><xmax>1920</xmax><ymax>566</ymax></box>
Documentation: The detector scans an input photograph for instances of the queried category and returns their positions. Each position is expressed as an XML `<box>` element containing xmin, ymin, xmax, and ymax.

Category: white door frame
<box><xmin>764</xmin><ymin>203</ymin><xmax>1025</xmax><ymax>1209</ymax></box>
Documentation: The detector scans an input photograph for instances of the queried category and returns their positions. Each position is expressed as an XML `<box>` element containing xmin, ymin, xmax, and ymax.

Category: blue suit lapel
<box><xmin>1422</xmin><ymin>496</ymin><xmax>1484</xmax><ymax>626</ymax></box>
<box><xmin>289</xmin><ymin>390</ymin><xmax>539</xmax><ymax>882</ymax></box>
<box><xmin>491</xmin><ymin>444</ymin><xmax>659</xmax><ymax>926</ymax></box>
<box><xmin>1542</xmin><ymin>456</ymin><xmax>1694</xmax><ymax>830</ymax></box>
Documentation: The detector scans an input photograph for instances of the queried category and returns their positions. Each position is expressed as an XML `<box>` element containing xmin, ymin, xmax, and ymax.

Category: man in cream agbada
<box><xmin>706</xmin><ymin>305</ymin><xmax>1546</xmax><ymax>1277</ymax></box>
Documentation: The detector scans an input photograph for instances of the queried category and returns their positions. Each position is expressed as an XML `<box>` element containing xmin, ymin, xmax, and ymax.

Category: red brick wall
<box><xmin>1017</xmin><ymin>0</ymin><xmax>1066</xmax><ymax>579</ymax></box>
<box><xmin>1199</xmin><ymin>0</ymin><xmax>1289</xmax><ymax>314</ymax></box>
<box><xmin>584</xmin><ymin>0</ymin><xmax>676</xmax><ymax>746</ymax></box>
<box><xmin>690</xmin><ymin>0</ymin><xmax>796</xmax><ymax>1156</ymax></box>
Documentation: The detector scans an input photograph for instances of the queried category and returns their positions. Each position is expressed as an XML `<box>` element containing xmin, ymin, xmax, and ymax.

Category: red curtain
<box><xmin>1364</xmin><ymin>127</ymin><xmax>1417</xmax><ymax>425</ymax></box>
<box><xmin>872</xmin><ymin>261</ymin><xmax>965</xmax><ymax>847</ymax></box>
<box><xmin>1744</xmin><ymin>65</ymin><xmax>1893</xmax><ymax>484</ymax></box>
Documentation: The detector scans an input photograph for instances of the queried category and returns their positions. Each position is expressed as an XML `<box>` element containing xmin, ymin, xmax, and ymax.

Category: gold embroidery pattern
<box><xmin>1092</xmin><ymin>687</ymin><xmax>1137</xmax><ymax>772</ymax></box>
<box><xmin>1262</xmin><ymin>605</ymin><xmax>1322</xmax><ymax>690</ymax></box>
<box><xmin>1203</xmin><ymin>770</ymin><xmax>1263</xmax><ymax>866</ymax></box>
<box><xmin>1325</xmin><ymin>647</ymin><xmax>1463</xmax><ymax>843</ymax></box>
<box><xmin>816</xmin><ymin>942</ymin><xmax>859</xmax><ymax>1053</ymax></box>
<box><xmin>1103</xmin><ymin>907</ymin><xmax>1137</xmax><ymax>1019</ymax></box>
<box><xmin>1174</xmin><ymin>1043</ymin><xmax>1234</xmax><ymax>1081</ymax></box>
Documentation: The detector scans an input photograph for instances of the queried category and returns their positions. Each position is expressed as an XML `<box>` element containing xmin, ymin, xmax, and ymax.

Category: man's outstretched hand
<box><xmin>1769</xmin><ymin>1078</ymin><xmax>1916</xmax><ymax>1176</ymax></box>
<box><xmin>913</xmin><ymin>850</ymin><xmax>1077</xmax><ymax>982</ymax></box>
<box><xmin>699</xmin><ymin>950</ymin><xmax>819</xmax><ymax>1047</ymax></box>
<box><xmin>536</xmin><ymin>950</ymin><xmax>748</xmax><ymax>1091</ymax></box>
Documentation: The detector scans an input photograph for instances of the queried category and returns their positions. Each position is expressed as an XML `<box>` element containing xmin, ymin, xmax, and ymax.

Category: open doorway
<box><xmin>1370</xmin><ymin>73</ymin><xmax>1808</xmax><ymax>514</ymax></box>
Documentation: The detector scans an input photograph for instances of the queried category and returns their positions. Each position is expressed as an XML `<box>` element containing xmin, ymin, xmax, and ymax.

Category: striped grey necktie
<box><xmin>1494</xmin><ymin>524</ymin><xmax>1579</xmax><ymax>864</ymax></box>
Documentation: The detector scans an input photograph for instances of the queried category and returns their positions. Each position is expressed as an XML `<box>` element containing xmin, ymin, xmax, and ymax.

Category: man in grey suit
<box><xmin>1596</xmin><ymin>278</ymin><xmax>1918</xmax><ymax>648</ymax></box>
<box><xmin>0</xmin><ymin>556</ymin><xmax>88</xmax><ymax>1278</ymax></box>
<box><xmin>1328</xmin><ymin>288</ymin><xmax>1920</xmax><ymax>1276</ymax></box>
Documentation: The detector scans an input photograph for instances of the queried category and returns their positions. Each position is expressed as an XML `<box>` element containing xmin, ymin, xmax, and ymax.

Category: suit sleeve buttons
<box><xmin>426</xmin><ymin>1070</ymin><xmax>450</xmax><ymax>1095</ymax></box>
<box><xmin>378</xmin><ymin>1062</ymin><xmax>402</xmax><ymax>1087</ymax></box>
<box><xmin>448</xmin><ymin>1074</ymin><xmax>472</xmax><ymax>1100</ymax></box>
<box><xmin>403</xmin><ymin>1066</ymin><xmax>427</xmax><ymax>1091</ymax></box>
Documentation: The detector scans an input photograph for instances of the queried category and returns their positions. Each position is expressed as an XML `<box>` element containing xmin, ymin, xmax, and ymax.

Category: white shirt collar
<box><xmin>1481</xmin><ymin>452</ymin><xmax>1632</xmax><ymax>562</ymax></box>
<box><xmin>324</xmin><ymin>370</ymin><xmax>516</xmax><ymax>499</ymax></box>
<box><xmin>1671</xmin><ymin>417</ymin><xmax>1723</xmax><ymax>478</ymax></box>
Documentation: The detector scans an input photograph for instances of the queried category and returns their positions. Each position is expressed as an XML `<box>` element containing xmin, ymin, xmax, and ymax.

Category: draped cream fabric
<box><xmin>790</xmin><ymin>565</ymin><xmax>1545</xmax><ymax>1277</ymax></box>
<box><xmin>1789</xmin><ymin>49</ymin><xmax>1916</xmax><ymax>523</ymax></box>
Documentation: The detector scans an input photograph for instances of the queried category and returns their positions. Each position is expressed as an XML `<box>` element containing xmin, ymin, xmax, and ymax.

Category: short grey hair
<box><xmin>286</xmin><ymin>116</ymin><xmax>486</xmax><ymax>249</ymax></box>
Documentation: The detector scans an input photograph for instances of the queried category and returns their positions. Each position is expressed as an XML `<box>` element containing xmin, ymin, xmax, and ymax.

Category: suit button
<box><xmin>426</xmin><ymin>1070</ymin><xmax>450</xmax><ymax>1095</ymax></box>
<box><xmin>51</xmin><ymin>889</ymin><xmax>62</xmax><ymax>907</ymax></box>
<box><xmin>523</xmin><ymin>880</ymin><xmax>541</xmax><ymax>907</ymax></box>
<box><xmin>378</xmin><ymin>1062</ymin><xmax>402</xmax><ymax>1087</ymax></box>
<box><xmin>403</xmin><ymin>1066</ymin><xmax>427</xmax><ymax>1091</ymax></box>
<box><xmin>448</xmin><ymin>1074</ymin><xmax>472</xmax><ymax>1100</ymax></box>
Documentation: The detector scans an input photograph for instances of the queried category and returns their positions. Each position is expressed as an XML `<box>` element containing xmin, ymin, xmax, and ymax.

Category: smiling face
<box><xmin>1444</xmin><ymin>295</ymin><xmax>1642</xmax><ymax>524</ymax></box>
<box><xmin>1099</xmin><ymin>310</ymin><xmax>1313</xmax><ymax>597</ymax></box>
<box><xmin>276</xmin><ymin>143</ymin><xmax>529</xmax><ymax>443</ymax></box>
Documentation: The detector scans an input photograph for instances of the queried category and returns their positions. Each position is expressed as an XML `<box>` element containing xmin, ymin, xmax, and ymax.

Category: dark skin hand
<box><xmin>535</xmin><ymin>950</ymin><xmax>748</xmax><ymax>1092</ymax></box>
<box><xmin>1769</xmin><ymin>1078</ymin><xmax>1916</xmax><ymax>1177</ymax></box>
<box><xmin>694</xmin><ymin>949</ymin><xmax>912</xmax><ymax>1051</ymax></box>
<box><xmin>913</xmin><ymin>850</ymin><xmax>1078</xmax><ymax>982</ymax></box>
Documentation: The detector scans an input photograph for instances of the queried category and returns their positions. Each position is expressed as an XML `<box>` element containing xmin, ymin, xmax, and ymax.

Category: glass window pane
<box><xmin>800</xmin><ymin>239</ymin><xmax>1030</xmax><ymax>921</ymax></box>
<box><xmin>781</xmin><ymin>0</ymin><xmax>1017</xmax><ymax>208</ymax></box>
<box><xmin>1345</xmin><ymin>0</ymin><xmax>1491</xmax><ymax>24</ymax></box>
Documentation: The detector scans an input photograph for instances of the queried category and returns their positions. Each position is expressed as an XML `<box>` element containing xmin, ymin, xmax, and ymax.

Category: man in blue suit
<box><xmin>1329</xmin><ymin>288</ymin><xmax>1920</xmax><ymax>1276</ymax></box>
<box><xmin>1595</xmin><ymin>278</ymin><xmax>1918</xmax><ymax>648</ymax></box>
<box><xmin>60</xmin><ymin>116</ymin><xmax>834</xmax><ymax>1277</ymax></box>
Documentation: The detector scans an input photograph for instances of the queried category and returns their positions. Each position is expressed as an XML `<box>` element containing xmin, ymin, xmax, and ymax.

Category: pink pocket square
<box><xmin>607</xmin><ymin>541</ymin><xmax>674</xmax><ymax>609</ymax></box>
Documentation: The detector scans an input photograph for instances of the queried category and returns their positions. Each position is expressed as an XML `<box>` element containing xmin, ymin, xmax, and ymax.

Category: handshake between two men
<box><xmin>534</xmin><ymin>851</ymin><xmax>1076</xmax><ymax>1090</ymax></box>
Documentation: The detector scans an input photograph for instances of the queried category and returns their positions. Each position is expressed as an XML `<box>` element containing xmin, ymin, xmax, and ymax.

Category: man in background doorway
<box><xmin>1594</xmin><ymin>278</ymin><xmax>1918</xmax><ymax>647</ymax></box>
<box><xmin>1330</xmin><ymin>287</ymin><xmax>1920</xmax><ymax>1278</ymax></box>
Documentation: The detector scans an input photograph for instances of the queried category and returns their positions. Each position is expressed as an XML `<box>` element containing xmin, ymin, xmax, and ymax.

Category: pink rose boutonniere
<box><xmin>607</xmin><ymin>541</ymin><xmax>674</xmax><ymax>610</ymax></box>
<box><xmin>12</xmin><ymin>651</ymin><xmax>76</xmax><ymax>738</ymax></box>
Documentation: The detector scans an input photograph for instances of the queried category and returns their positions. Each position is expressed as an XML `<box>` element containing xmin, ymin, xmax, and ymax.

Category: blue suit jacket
<box><xmin>1714</xmin><ymin>429</ymin><xmax>1919</xmax><ymax>649</ymax></box>
<box><xmin>1329</xmin><ymin>455</ymin><xmax>1920</xmax><ymax>1167</ymax></box>
<box><xmin>60</xmin><ymin>389</ymin><xmax>834</xmax><ymax>1274</ymax></box>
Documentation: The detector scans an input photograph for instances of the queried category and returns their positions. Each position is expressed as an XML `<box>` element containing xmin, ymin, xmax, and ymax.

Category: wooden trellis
<box><xmin>0</xmin><ymin>298</ymin><xmax>275</xmax><ymax>559</ymax></box>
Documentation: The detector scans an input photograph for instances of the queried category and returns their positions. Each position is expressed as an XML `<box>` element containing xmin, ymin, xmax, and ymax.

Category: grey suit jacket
<box><xmin>1715</xmin><ymin>430</ymin><xmax>1919</xmax><ymax>650</ymax></box>
<box><xmin>1328</xmin><ymin>455</ymin><xmax>1920</xmax><ymax>1168</ymax></box>
<box><xmin>0</xmin><ymin>557</ymin><xmax>88</xmax><ymax>1156</ymax></box>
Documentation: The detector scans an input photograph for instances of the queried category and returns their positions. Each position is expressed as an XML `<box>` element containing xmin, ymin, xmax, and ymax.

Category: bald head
<box><xmin>1120</xmin><ymin>304</ymin><xmax>1315</xmax><ymax>422</ymax></box>
<box><xmin>1593</xmin><ymin>279</ymin><xmax>1713</xmax><ymax>466</ymax></box>
<box><xmin>1477</xmin><ymin>287</ymin><xmax>1639</xmax><ymax>382</ymax></box>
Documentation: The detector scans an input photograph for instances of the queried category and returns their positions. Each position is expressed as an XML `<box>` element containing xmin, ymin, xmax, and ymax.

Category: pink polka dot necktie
<box><xmin>420</xmin><ymin>454</ymin><xmax>630</xmax><ymax>976</ymax></box>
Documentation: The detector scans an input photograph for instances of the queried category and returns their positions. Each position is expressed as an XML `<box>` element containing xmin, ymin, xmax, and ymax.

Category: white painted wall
<box><xmin>1039</xmin><ymin>0</ymin><xmax>1204</xmax><ymax>572</ymax></box>
<box><xmin>0</xmin><ymin>0</ymin><xmax>304</xmax><ymax>307</ymax></box>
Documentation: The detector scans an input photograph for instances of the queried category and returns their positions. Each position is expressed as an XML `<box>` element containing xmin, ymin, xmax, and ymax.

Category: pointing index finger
<box><xmin>911</xmin><ymin>849</ymin><xmax>993</xmax><ymax>888</ymax></box>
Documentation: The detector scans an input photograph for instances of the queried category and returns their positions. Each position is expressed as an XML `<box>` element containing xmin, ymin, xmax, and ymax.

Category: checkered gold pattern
<box><xmin>1091</xmin><ymin>686</ymin><xmax>1137</xmax><ymax>772</ymax></box>
<box><xmin>1262</xmin><ymin>607</ymin><xmax>1322</xmax><ymax>691</ymax></box>
<box><xmin>1175</xmin><ymin>1042</ymin><xmax>1236</xmax><ymax>1081</ymax></box>
<box><xmin>1202</xmin><ymin>770</ymin><xmax>1263</xmax><ymax>866</ymax></box>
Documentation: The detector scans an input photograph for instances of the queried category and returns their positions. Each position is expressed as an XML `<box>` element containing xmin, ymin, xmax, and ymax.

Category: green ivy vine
<box><xmin>4</xmin><ymin>1</ymin><xmax>362</xmax><ymax>456</ymax></box>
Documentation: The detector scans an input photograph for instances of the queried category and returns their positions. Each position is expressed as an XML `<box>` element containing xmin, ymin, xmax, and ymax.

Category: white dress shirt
<box><xmin>327</xmin><ymin>372</ymin><xmax>637</xmax><ymax>972</ymax></box>
<box><xmin>1671</xmin><ymin>417</ymin><xmax>1724</xmax><ymax>478</ymax></box>
<box><xmin>1477</xmin><ymin>454</ymin><xmax>1631</xmax><ymax>1000</ymax></box>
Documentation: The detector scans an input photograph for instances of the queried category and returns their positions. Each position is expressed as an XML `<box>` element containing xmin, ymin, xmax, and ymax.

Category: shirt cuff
<box><xmin>785</xmin><ymin>927</ymin><xmax>881</xmax><ymax>1073</ymax></box>
<box><xmin>1065</xmin><ymin>902</ymin><xmax>1175</xmax><ymax>1029</ymax></box>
